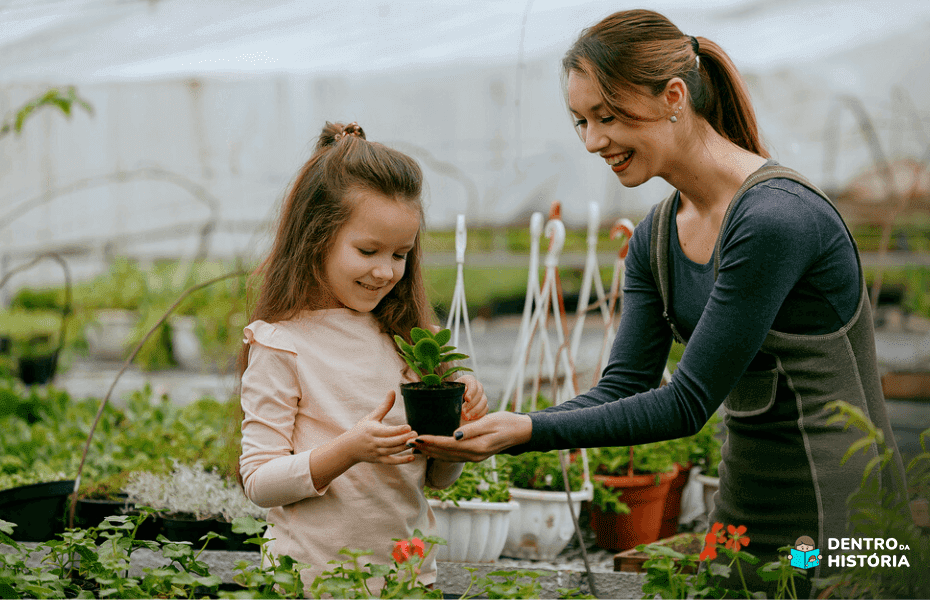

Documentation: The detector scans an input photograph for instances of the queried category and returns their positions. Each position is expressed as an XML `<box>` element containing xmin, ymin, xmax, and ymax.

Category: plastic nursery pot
<box><xmin>75</xmin><ymin>494</ymin><xmax>132</xmax><ymax>529</ymax></box>
<box><xmin>590</xmin><ymin>466</ymin><xmax>678</xmax><ymax>552</ymax></box>
<box><xmin>17</xmin><ymin>352</ymin><xmax>58</xmax><ymax>385</ymax></box>
<box><xmin>0</xmin><ymin>480</ymin><xmax>74</xmax><ymax>542</ymax></box>
<box><xmin>399</xmin><ymin>381</ymin><xmax>464</xmax><ymax>437</ymax></box>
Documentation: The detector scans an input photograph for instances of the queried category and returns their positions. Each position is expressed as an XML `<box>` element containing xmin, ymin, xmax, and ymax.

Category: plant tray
<box><xmin>613</xmin><ymin>532</ymin><xmax>702</xmax><ymax>573</ymax></box>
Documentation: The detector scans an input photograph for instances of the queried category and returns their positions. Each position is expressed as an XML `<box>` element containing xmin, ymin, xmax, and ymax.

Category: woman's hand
<box><xmin>345</xmin><ymin>391</ymin><xmax>417</xmax><ymax>465</ymax></box>
<box><xmin>413</xmin><ymin>412</ymin><xmax>532</xmax><ymax>463</ymax></box>
<box><xmin>459</xmin><ymin>374</ymin><xmax>488</xmax><ymax>423</ymax></box>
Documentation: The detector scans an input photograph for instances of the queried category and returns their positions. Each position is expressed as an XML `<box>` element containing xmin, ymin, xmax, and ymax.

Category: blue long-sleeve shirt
<box><xmin>506</xmin><ymin>175</ymin><xmax>860</xmax><ymax>453</ymax></box>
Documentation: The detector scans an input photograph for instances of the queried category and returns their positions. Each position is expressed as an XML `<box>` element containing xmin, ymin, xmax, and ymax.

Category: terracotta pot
<box><xmin>590</xmin><ymin>465</ymin><xmax>678</xmax><ymax>551</ymax></box>
<box><xmin>400</xmin><ymin>381</ymin><xmax>464</xmax><ymax>437</ymax></box>
<box><xmin>658</xmin><ymin>462</ymin><xmax>692</xmax><ymax>539</ymax></box>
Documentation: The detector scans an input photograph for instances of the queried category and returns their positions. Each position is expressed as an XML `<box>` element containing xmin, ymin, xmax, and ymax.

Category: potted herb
<box><xmin>588</xmin><ymin>442</ymin><xmax>679</xmax><ymax>552</ymax></box>
<box><xmin>14</xmin><ymin>334</ymin><xmax>59</xmax><ymax>385</ymax></box>
<box><xmin>496</xmin><ymin>449</ymin><xmax>591</xmax><ymax>560</ymax></box>
<box><xmin>425</xmin><ymin>459</ymin><xmax>518</xmax><ymax>562</ymax></box>
<box><xmin>393</xmin><ymin>327</ymin><xmax>471</xmax><ymax>437</ymax></box>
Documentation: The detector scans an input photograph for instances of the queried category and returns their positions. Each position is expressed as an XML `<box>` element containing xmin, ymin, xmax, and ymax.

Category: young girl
<box><xmin>239</xmin><ymin>121</ymin><xmax>488</xmax><ymax>591</ymax></box>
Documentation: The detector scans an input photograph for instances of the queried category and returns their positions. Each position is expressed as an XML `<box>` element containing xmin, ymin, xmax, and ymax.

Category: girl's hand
<box><xmin>414</xmin><ymin>412</ymin><xmax>532</xmax><ymax>463</ymax></box>
<box><xmin>459</xmin><ymin>374</ymin><xmax>488</xmax><ymax>423</ymax></box>
<box><xmin>346</xmin><ymin>391</ymin><xmax>417</xmax><ymax>465</ymax></box>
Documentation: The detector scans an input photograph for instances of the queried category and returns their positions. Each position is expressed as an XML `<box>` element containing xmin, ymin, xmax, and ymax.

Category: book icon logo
<box><xmin>789</xmin><ymin>535</ymin><xmax>822</xmax><ymax>569</ymax></box>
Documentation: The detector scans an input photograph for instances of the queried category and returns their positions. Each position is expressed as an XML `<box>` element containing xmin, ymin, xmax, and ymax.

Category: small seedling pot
<box><xmin>400</xmin><ymin>381</ymin><xmax>465</xmax><ymax>437</ymax></box>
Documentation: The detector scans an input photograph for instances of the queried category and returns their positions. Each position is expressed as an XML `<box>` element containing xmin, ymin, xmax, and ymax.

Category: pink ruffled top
<box><xmin>239</xmin><ymin>309</ymin><xmax>450</xmax><ymax>589</ymax></box>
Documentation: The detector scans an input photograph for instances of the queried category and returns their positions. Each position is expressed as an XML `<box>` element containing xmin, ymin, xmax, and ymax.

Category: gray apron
<box><xmin>649</xmin><ymin>165</ymin><xmax>908</xmax><ymax>597</ymax></box>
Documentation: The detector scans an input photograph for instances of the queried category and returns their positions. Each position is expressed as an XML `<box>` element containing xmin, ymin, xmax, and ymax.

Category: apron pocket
<box><xmin>724</xmin><ymin>369</ymin><xmax>778</xmax><ymax>417</ymax></box>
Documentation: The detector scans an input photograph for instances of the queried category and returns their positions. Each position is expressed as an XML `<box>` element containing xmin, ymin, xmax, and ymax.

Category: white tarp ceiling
<box><xmin>2</xmin><ymin>0</ymin><xmax>930</xmax><ymax>85</ymax></box>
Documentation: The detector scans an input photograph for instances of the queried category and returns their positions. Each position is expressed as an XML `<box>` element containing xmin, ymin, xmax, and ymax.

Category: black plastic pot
<box><xmin>17</xmin><ymin>352</ymin><xmax>58</xmax><ymax>385</ymax></box>
<box><xmin>75</xmin><ymin>494</ymin><xmax>132</xmax><ymax>529</ymax></box>
<box><xmin>400</xmin><ymin>381</ymin><xmax>465</xmax><ymax>437</ymax></box>
<box><xmin>0</xmin><ymin>479</ymin><xmax>74</xmax><ymax>541</ymax></box>
<box><xmin>161</xmin><ymin>515</ymin><xmax>252</xmax><ymax>550</ymax></box>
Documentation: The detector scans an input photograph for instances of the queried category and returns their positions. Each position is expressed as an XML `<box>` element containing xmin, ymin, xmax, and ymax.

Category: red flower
<box><xmin>410</xmin><ymin>537</ymin><xmax>425</xmax><ymax>559</ymax></box>
<box><xmin>392</xmin><ymin>540</ymin><xmax>411</xmax><ymax>563</ymax></box>
<box><xmin>700</xmin><ymin>522</ymin><xmax>725</xmax><ymax>561</ymax></box>
<box><xmin>724</xmin><ymin>524</ymin><xmax>750</xmax><ymax>552</ymax></box>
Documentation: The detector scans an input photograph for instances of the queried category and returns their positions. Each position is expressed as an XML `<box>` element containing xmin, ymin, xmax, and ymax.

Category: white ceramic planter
<box><xmin>84</xmin><ymin>309</ymin><xmax>139</xmax><ymax>361</ymax></box>
<box><xmin>428</xmin><ymin>498</ymin><xmax>519</xmax><ymax>563</ymax></box>
<box><xmin>170</xmin><ymin>316</ymin><xmax>203</xmax><ymax>371</ymax></box>
<box><xmin>696</xmin><ymin>473</ymin><xmax>720</xmax><ymax>519</ymax></box>
<box><xmin>501</xmin><ymin>485</ymin><xmax>592</xmax><ymax>560</ymax></box>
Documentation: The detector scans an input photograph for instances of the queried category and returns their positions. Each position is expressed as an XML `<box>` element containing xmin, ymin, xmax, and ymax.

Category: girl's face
<box><xmin>321</xmin><ymin>188</ymin><xmax>421</xmax><ymax>313</ymax></box>
<box><xmin>567</xmin><ymin>70</ymin><xmax>675</xmax><ymax>187</ymax></box>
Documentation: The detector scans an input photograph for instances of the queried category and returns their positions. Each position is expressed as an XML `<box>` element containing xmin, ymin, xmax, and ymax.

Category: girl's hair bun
<box><xmin>319</xmin><ymin>121</ymin><xmax>366</xmax><ymax>148</ymax></box>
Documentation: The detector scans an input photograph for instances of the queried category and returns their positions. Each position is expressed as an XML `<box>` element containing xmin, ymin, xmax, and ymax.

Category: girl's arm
<box><xmin>424</xmin><ymin>458</ymin><xmax>464</xmax><ymax>490</ymax></box>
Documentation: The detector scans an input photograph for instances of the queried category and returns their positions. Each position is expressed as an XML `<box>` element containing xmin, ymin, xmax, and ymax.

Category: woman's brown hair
<box><xmin>562</xmin><ymin>9</ymin><xmax>769</xmax><ymax>157</ymax></box>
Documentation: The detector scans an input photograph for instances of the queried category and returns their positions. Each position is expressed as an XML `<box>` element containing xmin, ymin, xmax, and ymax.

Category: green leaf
<box><xmin>422</xmin><ymin>374</ymin><xmax>441</xmax><ymax>386</ymax></box>
<box><xmin>434</xmin><ymin>329</ymin><xmax>452</xmax><ymax>346</ymax></box>
<box><xmin>440</xmin><ymin>366</ymin><xmax>473</xmax><ymax>381</ymax></box>
<box><xmin>841</xmin><ymin>436</ymin><xmax>875</xmax><ymax>465</ymax></box>
<box><xmin>394</xmin><ymin>335</ymin><xmax>414</xmax><ymax>356</ymax></box>
<box><xmin>439</xmin><ymin>352</ymin><xmax>470</xmax><ymax>362</ymax></box>
<box><xmin>411</xmin><ymin>327</ymin><xmax>431</xmax><ymax>343</ymax></box>
<box><xmin>413</xmin><ymin>338</ymin><xmax>441</xmax><ymax>372</ymax></box>
<box><xmin>400</xmin><ymin>355</ymin><xmax>424</xmax><ymax>379</ymax></box>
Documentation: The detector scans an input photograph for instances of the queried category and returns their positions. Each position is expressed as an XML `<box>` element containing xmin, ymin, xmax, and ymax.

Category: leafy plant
<box><xmin>0</xmin><ymin>86</ymin><xmax>93</xmax><ymax>140</ymax></box>
<box><xmin>812</xmin><ymin>401</ymin><xmax>930</xmax><ymax>599</ymax></box>
<box><xmin>498</xmin><ymin>450</ymin><xmax>585</xmax><ymax>493</ymax></box>
<box><xmin>425</xmin><ymin>459</ymin><xmax>511</xmax><ymax>505</ymax></box>
<box><xmin>122</xmin><ymin>461</ymin><xmax>266</xmax><ymax>522</ymax></box>
<box><xmin>393</xmin><ymin>327</ymin><xmax>471</xmax><ymax>386</ymax></box>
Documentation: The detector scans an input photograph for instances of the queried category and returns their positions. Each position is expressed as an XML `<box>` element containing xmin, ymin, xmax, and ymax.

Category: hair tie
<box><xmin>689</xmin><ymin>35</ymin><xmax>700</xmax><ymax>55</ymax></box>
<box><xmin>333</xmin><ymin>122</ymin><xmax>364</xmax><ymax>141</ymax></box>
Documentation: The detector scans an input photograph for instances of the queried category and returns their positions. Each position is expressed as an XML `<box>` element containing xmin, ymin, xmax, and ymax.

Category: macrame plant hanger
<box><xmin>445</xmin><ymin>214</ymin><xmax>500</xmax><ymax>479</ymax></box>
<box><xmin>497</xmin><ymin>203</ymin><xmax>592</xmax><ymax>495</ymax></box>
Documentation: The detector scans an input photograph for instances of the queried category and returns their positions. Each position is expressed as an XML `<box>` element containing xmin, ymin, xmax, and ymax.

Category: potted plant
<box><xmin>122</xmin><ymin>461</ymin><xmax>267</xmax><ymax>551</ymax></box>
<box><xmin>588</xmin><ymin>442</ymin><xmax>679</xmax><ymax>552</ymax></box>
<box><xmin>393</xmin><ymin>327</ymin><xmax>471</xmax><ymax>437</ymax></box>
<box><xmin>0</xmin><ymin>463</ymin><xmax>73</xmax><ymax>542</ymax></box>
<box><xmin>614</xmin><ymin>531</ymin><xmax>703</xmax><ymax>573</ymax></box>
<box><xmin>496</xmin><ymin>449</ymin><xmax>591</xmax><ymax>560</ymax></box>
<box><xmin>693</xmin><ymin>413</ymin><xmax>724</xmax><ymax>522</ymax></box>
<box><xmin>80</xmin><ymin>258</ymin><xmax>147</xmax><ymax>361</ymax></box>
<box><xmin>14</xmin><ymin>334</ymin><xmax>59</xmax><ymax>385</ymax></box>
<box><xmin>660</xmin><ymin>412</ymin><xmax>724</xmax><ymax>537</ymax></box>
<box><xmin>425</xmin><ymin>459</ymin><xmax>518</xmax><ymax>562</ymax></box>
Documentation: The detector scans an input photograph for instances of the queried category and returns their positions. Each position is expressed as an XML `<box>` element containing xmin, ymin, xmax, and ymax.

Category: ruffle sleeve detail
<box><xmin>243</xmin><ymin>320</ymin><xmax>297</xmax><ymax>354</ymax></box>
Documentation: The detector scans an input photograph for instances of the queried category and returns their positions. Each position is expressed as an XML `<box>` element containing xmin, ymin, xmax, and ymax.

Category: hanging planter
<box><xmin>169</xmin><ymin>315</ymin><xmax>204</xmax><ymax>371</ymax></box>
<box><xmin>84</xmin><ymin>308</ymin><xmax>139</xmax><ymax>361</ymax></box>
<box><xmin>428</xmin><ymin>498</ymin><xmax>519</xmax><ymax>562</ymax></box>
<box><xmin>502</xmin><ymin>484</ymin><xmax>592</xmax><ymax>560</ymax></box>
<box><xmin>0</xmin><ymin>479</ymin><xmax>74</xmax><ymax>542</ymax></box>
<box><xmin>696</xmin><ymin>472</ymin><xmax>720</xmax><ymax>520</ymax></box>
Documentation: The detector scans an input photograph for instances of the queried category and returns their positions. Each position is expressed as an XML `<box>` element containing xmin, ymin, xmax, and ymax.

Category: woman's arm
<box><xmin>418</xmin><ymin>184</ymin><xmax>842</xmax><ymax>460</ymax></box>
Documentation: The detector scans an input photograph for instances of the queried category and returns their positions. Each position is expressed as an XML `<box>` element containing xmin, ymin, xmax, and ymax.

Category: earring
<box><xmin>670</xmin><ymin>106</ymin><xmax>682</xmax><ymax>123</ymax></box>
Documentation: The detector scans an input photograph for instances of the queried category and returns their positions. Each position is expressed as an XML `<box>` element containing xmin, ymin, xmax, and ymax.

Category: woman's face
<box><xmin>567</xmin><ymin>70</ymin><xmax>675</xmax><ymax>187</ymax></box>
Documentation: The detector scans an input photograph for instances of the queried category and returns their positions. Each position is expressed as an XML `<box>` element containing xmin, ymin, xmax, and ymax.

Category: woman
<box><xmin>414</xmin><ymin>9</ymin><xmax>907</xmax><ymax>598</ymax></box>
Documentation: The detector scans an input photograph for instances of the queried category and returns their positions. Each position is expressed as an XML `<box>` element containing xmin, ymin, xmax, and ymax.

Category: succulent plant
<box><xmin>393</xmin><ymin>327</ymin><xmax>472</xmax><ymax>386</ymax></box>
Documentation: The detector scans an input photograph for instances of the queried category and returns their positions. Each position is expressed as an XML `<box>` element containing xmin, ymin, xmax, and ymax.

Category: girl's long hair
<box><xmin>239</xmin><ymin>121</ymin><xmax>435</xmax><ymax>374</ymax></box>
<box><xmin>562</xmin><ymin>9</ymin><xmax>769</xmax><ymax>157</ymax></box>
